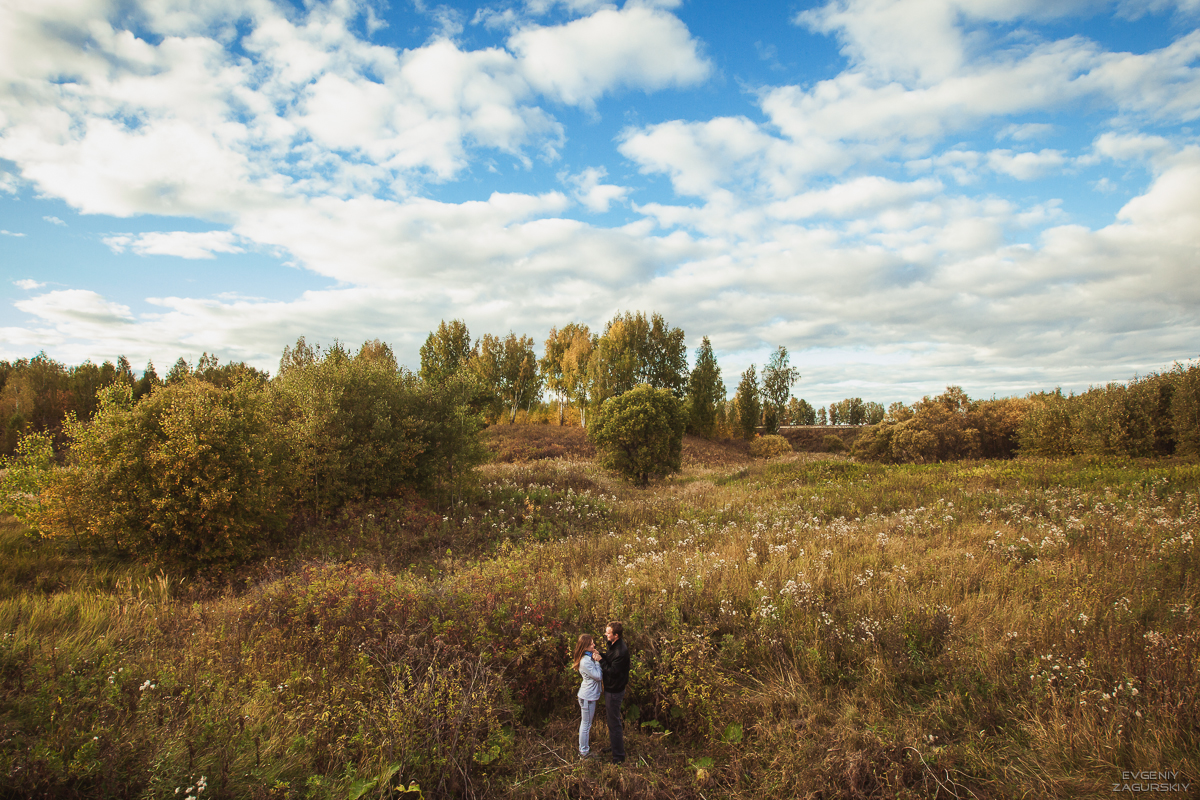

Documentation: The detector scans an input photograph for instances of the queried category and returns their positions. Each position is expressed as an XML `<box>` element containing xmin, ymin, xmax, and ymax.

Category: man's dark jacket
<box><xmin>599</xmin><ymin>637</ymin><xmax>630</xmax><ymax>694</ymax></box>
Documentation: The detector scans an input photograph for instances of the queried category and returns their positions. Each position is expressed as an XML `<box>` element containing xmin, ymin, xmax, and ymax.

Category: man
<box><xmin>595</xmin><ymin>620</ymin><xmax>630</xmax><ymax>764</ymax></box>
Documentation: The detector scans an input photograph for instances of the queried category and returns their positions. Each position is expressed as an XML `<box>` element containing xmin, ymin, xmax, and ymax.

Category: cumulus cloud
<box><xmin>565</xmin><ymin>166</ymin><xmax>629</xmax><ymax>212</ymax></box>
<box><xmin>509</xmin><ymin>4</ymin><xmax>711</xmax><ymax>108</ymax></box>
<box><xmin>13</xmin><ymin>279</ymin><xmax>44</xmax><ymax>290</ymax></box>
<box><xmin>0</xmin><ymin>0</ymin><xmax>1197</xmax><ymax>404</ymax></box>
<box><xmin>766</xmin><ymin>176</ymin><xmax>944</xmax><ymax>220</ymax></box>
<box><xmin>16</xmin><ymin>290</ymin><xmax>134</xmax><ymax>327</ymax></box>
<box><xmin>986</xmin><ymin>149</ymin><xmax>1068</xmax><ymax>180</ymax></box>
<box><xmin>103</xmin><ymin>230</ymin><xmax>246</xmax><ymax>259</ymax></box>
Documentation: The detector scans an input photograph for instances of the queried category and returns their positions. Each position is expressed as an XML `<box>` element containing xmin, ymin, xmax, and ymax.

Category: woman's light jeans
<box><xmin>578</xmin><ymin>697</ymin><xmax>597</xmax><ymax>756</ymax></box>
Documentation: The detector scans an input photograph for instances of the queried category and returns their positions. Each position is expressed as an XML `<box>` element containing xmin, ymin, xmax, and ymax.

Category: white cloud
<box><xmin>103</xmin><ymin>230</ymin><xmax>245</xmax><ymax>259</ymax></box>
<box><xmin>566</xmin><ymin>166</ymin><xmax>628</xmax><ymax>212</ymax></box>
<box><xmin>42</xmin><ymin>215</ymin><xmax>66</xmax><ymax>225</ymax></box>
<box><xmin>14</xmin><ymin>279</ymin><xmax>44</xmax><ymax>290</ymax></box>
<box><xmin>1091</xmin><ymin>131</ymin><xmax>1175</xmax><ymax>163</ymax></box>
<box><xmin>0</xmin><ymin>230</ymin><xmax>24</xmax><ymax>237</ymax></box>
<box><xmin>0</xmin><ymin>0</ymin><xmax>1197</xmax><ymax>403</ymax></box>
<box><xmin>16</xmin><ymin>290</ymin><xmax>134</xmax><ymax>327</ymax></box>
<box><xmin>998</xmin><ymin>122</ymin><xmax>1055</xmax><ymax>142</ymax></box>
<box><xmin>767</xmin><ymin>176</ymin><xmax>943</xmax><ymax>219</ymax></box>
<box><xmin>509</xmin><ymin>5</ymin><xmax>711</xmax><ymax>108</ymax></box>
<box><xmin>619</xmin><ymin>117</ymin><xmax>790</xmax><ymax>197</ymax></box>
<box><xmin>986</xmin><ymin>149</ymin><xmax>1067</xmax><ymax>180</ymax></box>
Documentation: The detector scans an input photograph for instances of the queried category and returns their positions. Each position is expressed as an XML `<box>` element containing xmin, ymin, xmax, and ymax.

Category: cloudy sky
<box><xmin>1</xmin><ymin>0</ymin><xmax>1198</xmax><ymax>407</ymax></box>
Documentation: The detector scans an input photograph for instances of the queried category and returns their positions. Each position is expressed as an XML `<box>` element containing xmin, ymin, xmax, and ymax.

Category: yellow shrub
<box><xmin>750</xmin><ymin>434</ymin><xmax>792</xmax><ymax>458</ymax></box>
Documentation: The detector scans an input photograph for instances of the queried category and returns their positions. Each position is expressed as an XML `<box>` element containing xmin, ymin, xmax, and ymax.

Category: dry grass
<box><xmin>1</xmin><ymin>447</ymin><xmax>1197</xmax><ymax>799</ymax></box>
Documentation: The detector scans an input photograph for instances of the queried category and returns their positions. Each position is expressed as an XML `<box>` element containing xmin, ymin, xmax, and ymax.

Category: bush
<box><xmin>750</xmin><ymin>434</ymin><xmax>792</xmax><ymax>459</ymax></box>
<box><xmin>822</xmin><ymin>434</ymin><xmax>847</xmax><ymax>453</ymax></box>
<box><xmin>34</xmin><ymin>378</ymin><xmax>288</xmax><ymax>566</ymax></box>
<box><xmin>0</xmin><ymin>430</ymin><xmax>55</xmax><ymax>523</ymax></box>
<box><xmin>1019</xmin><ymin>367</ymin><xmax>1189</xmax><ymax>458</ymax></box>
<box><xmin>588</xmin><ymin>384</ymin><xmax>685</xmax><ymax>486</ymax></box>
<box><xmin>853</xmin><ymin>387</ymin><xmax>1030</xmax><ymax>463</ymax></box>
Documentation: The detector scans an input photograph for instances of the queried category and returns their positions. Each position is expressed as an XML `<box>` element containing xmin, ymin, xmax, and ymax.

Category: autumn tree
<box><xmin>541</xmin><ymin>323</ymin><xmax>593</xmax><ymax>426</ymax></box>
<box><xmin>420</xmin><ymin>319</ymin><xmax>473</xmax><ymax>384</ymax></box>
<box><xmin>686</xmin><ymin>336</ymin><xmax>724</xmax><ymax>439</ymax></box>
<box><xmin>35</xmin><ymin>378</ymin><xmax>289</xmax><ymax>566</ymax></box>
<box><xmin>760</xmin><ymin>346</ymin><xmax>799</xmax><ymax>434</ymax></box>
<box><xmin>279</xmin><ymin>336</ymin><xmax>319</xmax><ymax>376</ymax></box>
<box><xmin>470</xmin><ymin>332</ymin><xmax>541</xmax><ymax>424</ymax></box>
<box><xmin>588</xmin><ymin>311</ymin><xmax>688</xmax><ymax>407</ymax></box>
<box><xmin>561</xmin><ymin>326</ymin><xmax>595</xmax><ymax>427</ymax></box>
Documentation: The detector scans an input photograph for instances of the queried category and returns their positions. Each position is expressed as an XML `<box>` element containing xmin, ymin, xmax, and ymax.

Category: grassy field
<box><xmin>1</xmin><ymin>429</ymin><xmax>1197</xmax><ymax>799</ymax></box>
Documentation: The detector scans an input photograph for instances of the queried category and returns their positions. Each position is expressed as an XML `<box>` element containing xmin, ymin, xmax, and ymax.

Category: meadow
<box><xmin>1</xmin><ymin>429</ymin><xmax>1197</xmax><ymax>799</ymax></box>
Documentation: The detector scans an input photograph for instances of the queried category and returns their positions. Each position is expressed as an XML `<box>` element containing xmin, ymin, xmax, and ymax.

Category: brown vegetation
<box><xmin>780</xmin><ymin>425</ymin><xmax>861</xmax><ymax>452</ymax></box>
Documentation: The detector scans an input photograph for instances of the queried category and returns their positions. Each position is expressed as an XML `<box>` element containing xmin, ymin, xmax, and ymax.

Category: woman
<box><xmin>572</xmin><ymin>633</ymin><xmax>604</xmax><ymax>759</ymax></box>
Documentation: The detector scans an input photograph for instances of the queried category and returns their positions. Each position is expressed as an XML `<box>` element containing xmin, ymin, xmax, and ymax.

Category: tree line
<box><xmin>419</xmin><ymin>311</ymin><xmax>828</xmax><ymax>441</ymax></box>
<box><xmin>0</xmin><ymin>353</ymin><xmax>266</xmax><ymax>456</ymax></box>
<box><xmin>0</xmin><ymin>312</ymin><xmax>892</xmax><ymax>460</ymax></box>
<box><xmin>851</xmin><ymin>362</ymin><xmax>1200</xmax><ymax>463</ymax></box>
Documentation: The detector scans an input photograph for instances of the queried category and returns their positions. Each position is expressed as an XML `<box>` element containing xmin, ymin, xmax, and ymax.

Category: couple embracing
<box><xmin>571</xmin><ymin>621</ymin><xmax>629</xmax><ymax>763</ymax></box>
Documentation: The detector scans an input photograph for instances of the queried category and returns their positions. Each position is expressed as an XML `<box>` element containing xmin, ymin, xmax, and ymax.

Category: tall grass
<box><xmin>1</xmin><ymin>454</ymin><xmax>1196</xmax><ymax>798</ymax></box>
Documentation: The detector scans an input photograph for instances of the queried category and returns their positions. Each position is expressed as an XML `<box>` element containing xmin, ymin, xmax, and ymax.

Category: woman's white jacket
<box><xmin>577</xmin><ymin>655</ymin><xmax>603</xmax><ymax>701</ymax></box>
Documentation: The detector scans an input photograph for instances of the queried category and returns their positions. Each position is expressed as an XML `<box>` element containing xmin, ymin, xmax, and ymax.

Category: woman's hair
<box><xmin>572</xmin><ymin>634</ymin><xmax>594</xmax><ymax>670</ymax></box>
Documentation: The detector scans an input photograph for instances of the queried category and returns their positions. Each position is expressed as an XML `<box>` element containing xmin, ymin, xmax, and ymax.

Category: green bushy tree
<box><xmin>734</xmin><ymin>366</ymin><xmax>760</xmax><ymax>440</ymax></box>
<box><xmin>588</xmin><ymin>384</ymin><xmax>685</xmax><ymax>486</ymax></box>
<box><xmin>420</xmin><ymin>319</ymin><xmax>473</xmax><ymax>385</ymax></box>
<box><xmin>785</xmin><ymin>397</ymin><xmax>816</xmax><ymax>425</ymax></box>
<box><xmin>686</xmin><ymin>336</ymin><xmax>723</xmax><ymax>439</ymax></box>
<box><xmin>274</xmin><ymin>340</ymin><xmax>485</xmax><ymax>514</ymax></box>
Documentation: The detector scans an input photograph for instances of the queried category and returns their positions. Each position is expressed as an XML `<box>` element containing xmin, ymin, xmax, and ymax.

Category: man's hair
<box><xmin>607</xmin><ymin>621</ymin><xmax>624</xmax><ymax>638</ymax></box>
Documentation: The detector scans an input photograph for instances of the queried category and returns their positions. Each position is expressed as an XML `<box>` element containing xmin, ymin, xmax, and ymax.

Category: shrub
<box><xmin>588</xmin><ymin>384</ymin><xmax>685</xmax><ymax>486</ymax></box>
<box><xmin>0</xmin><ymin>430</ymin><xmax>55</xmax><ymax>524</ymax></box>
<box><xmin>33</xmin><ymin>378</ymin><xmax>288</xmax><ymax>566</ymax></box>
<box><xmin>1019</xmin><ymin>368</ymin><xmax>1188</xmax><ymax>458</ymax></box>
<box><xmin>750</xmin><ymin>434</ymin><xmax>792</xmax><ymax>458</ymax></box>
<box><xmin>823</xmin><ymin>434</ymin><xmax>847</xmax><ymax>453</ymax></box>
<box><xmin>1174</xmin><ymin>361</ymin><xmax>1200</xmax><ymax>456</ymax></box>
<box><xmin>854</xmin><ymin>387</ymin><xmax>1029</xmax><ymax>463</ymax></box>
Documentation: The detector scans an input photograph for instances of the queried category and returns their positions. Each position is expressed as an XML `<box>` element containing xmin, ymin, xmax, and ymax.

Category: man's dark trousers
<box><xmin>605</xmin><ymin>689</ymin><xmax>625</xmax><ymax>762</ymax></box>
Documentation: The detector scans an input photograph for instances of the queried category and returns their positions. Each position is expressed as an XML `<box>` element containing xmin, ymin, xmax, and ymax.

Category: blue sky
<box><xmin>1</xmin><ymin>0</ymin><xmax>1198</xmax><ymax>409</ymax></box>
